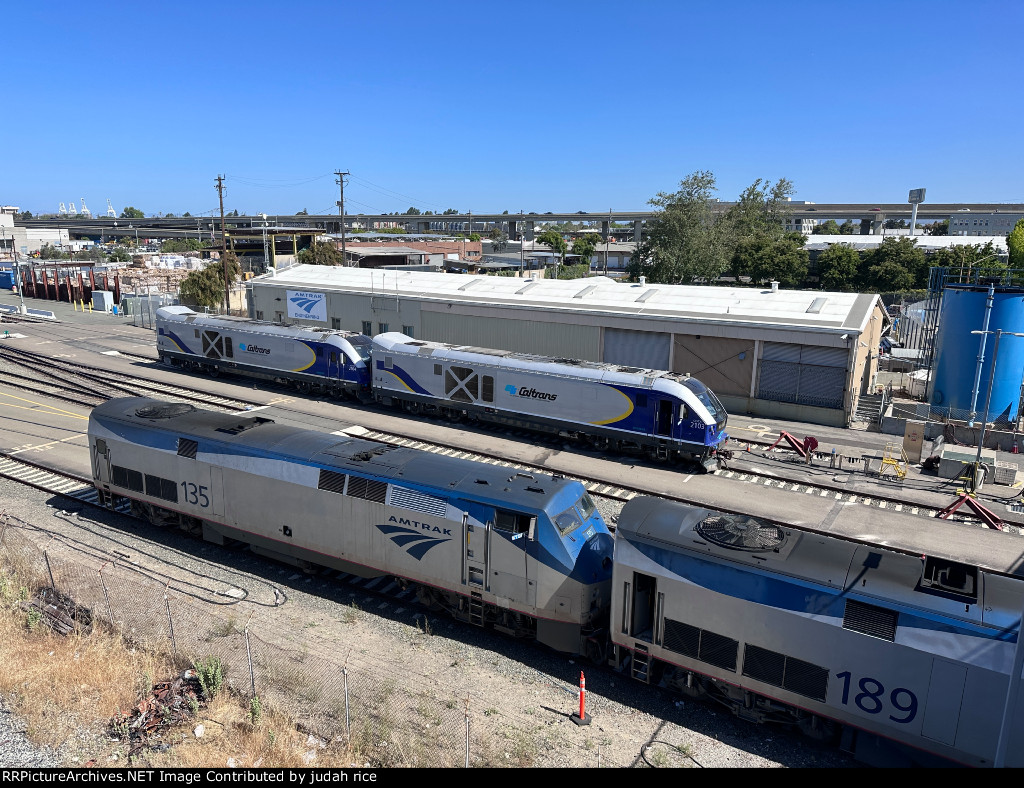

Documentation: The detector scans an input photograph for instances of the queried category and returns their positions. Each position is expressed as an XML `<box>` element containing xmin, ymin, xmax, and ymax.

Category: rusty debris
<box><xmin>19</xmin><ymin>588</ymin><xmax>93</xmax><ymax>635</ymax></box>
<box><xmin>111</xmin><ymin>670</ymin><xmax>206</xmax><ymax>754</ymax></box>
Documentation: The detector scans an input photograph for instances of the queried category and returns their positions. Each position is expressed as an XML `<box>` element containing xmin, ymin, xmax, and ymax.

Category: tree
<box><xmin>161</xmin><ymin>238</ymin><xmax>204</xmax><ymax>253</ymax></box>
<box><xmin>443</xmin><ymin>208</ymin><xmax>459</xmax><ymax>215</ymax></box>
<box><xmin>109</xmin><ymin>248</ymin><xmax>132</xmax><ymax>263</ymax></box>
<box><xmin>862</xmin><ymin>237</ymin><xmax>927</xmax><ymax>291</ymax></box>
<box><xmin>179</xmin><ymin>253</ymin><xmax>241</xmax><ymax>308</ymax></box>
<box><xmin>929</xmin><ymin>241</ymin><xmax>1006</xmax><ymax>278</ymax></box>
<box><xmin>469</xmin><ymin>233</ymin><xmax>481</xmax><ymax>242</ymax></box>
<box><xmin>628</xmin><ymin>171</ymin><xmax>731</xmax><ymax>284</ymax></box>
<box><xmin>183</xmin><ymin>212</ymin><xmax>192</xmax><ymax>217</ymax></box>
<box><xmin>19</xmin><ymin>211</ymin><xmax>32</xmax><ymax>220</ymax></box>
<box><xmin>815</xmin><ymin>244</ymin><xmax>861</xmax><ymax>291</ymax></box>
<box><xmin>488</xmin><ymin>228</ymin><xmax>508</xmax><ymax>252</ymax></box>
<box><xmin>229</xmin><ymin>209</ymin><xmax>240</xmax><ymax>217</ymax></box>
<box><xmin>406</xmin><ymin>207</ymin><xmax>421</xmax><ymax>215</ymax></box>
<box><xmin>571</xmin><ymin>236</ymin><xmax>597</xmax><ymax>270</ymax></box>
<box><xmin>812</xmin><ymin>219</ymin><xmax>842</xmax><ymax>235</ymax></box>
<box><xmin>164</xmin><ymin>212</ymin><xmax>177</xmax><ymax>218</ymax></box>
<box><xmin>37</xmin><ymin>243</ymin><xmax>70</xmax><ymax>260</ymax></box>
<box><xmin>536</xmin><ymin>229</ymin><xmax>567</xmax><ymax>276</ymax></box>
<box><xmin>839</xmin><ymin>219</ymin><xmax>857</xmax><ymax>235</ymax></box>
<box><xmin>926</xmin><ymin>219</ymin><xmax>949</xmax><ymax>236</ymax></box>
<box><xmin>884</xmin><ymin>218</ymin><xmax>908</xmax><ymax>230</ymax></box>
<box><xmin>297</xmin><ymin>241</ymin><xmax>344</xmax><ymax>266</ymax></box>
<box><xmin>1008</xmin><ymin>218</ymin><xmax>1024</xmax><ymax>268</ymax></box>
<box><xmin>726</xmin><ymin>177</ymin><xmax>795</xmax><ymax>242</ymax></box>
<box><xmin>731</xmin><ymin>234</ymin><xmax>808</xmax><ymax>287</ymax></box>
<box><xmin>120</xmin><ymin>206</ymin><xmax>145</xmax><ymax>219</ymax></box>
<box><xmin>295</xmin><ymin>209</ymin><xmax>308</xmax><ymax>216</ymax></box>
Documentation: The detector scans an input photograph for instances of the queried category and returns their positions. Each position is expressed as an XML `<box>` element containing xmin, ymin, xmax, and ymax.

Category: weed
<box><xmin>18</xmin><ymin>586</ymin><xmax>28</xmax><ymax>602</ymax></box>
<box><xmin>195</xmin><ymin>656</ymin><xmax>225</xmax><ymax>700</ymax></box>
<box><xmin>483</xmin><ymin>708</ymin><xmax>498</xmax><ymax>717</ymax></box>
<box><xmin>249</xmin><ymin>696</ymin><xmax>262</xmax><ymax>727</ymax></box>
<box><xmin>210</xmin><ymin>614</ymin><xmax>237</xmax><ymax>638</ymax></box>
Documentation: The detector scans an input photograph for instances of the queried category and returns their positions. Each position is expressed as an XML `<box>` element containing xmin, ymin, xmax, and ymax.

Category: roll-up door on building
<box><xmin>757</xmin><ymin>342</ymin><xmax>847</xmax><ymax>409</ymax></box>
<box><xmin>602</xmin><ymin>329</ymin><xmax>671</xmax><ymax>370</ymax></box>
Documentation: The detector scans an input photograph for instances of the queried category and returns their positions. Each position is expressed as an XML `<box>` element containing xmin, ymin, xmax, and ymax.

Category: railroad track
<box><xmin>0</xmin><ymin>452</ymin><xmax>128</xmax><ymax>514</ymax></box>
<box><xmin>0</xmin><ymin>344</ymin><xmax>259</xmax><ymax>412</ymax></box>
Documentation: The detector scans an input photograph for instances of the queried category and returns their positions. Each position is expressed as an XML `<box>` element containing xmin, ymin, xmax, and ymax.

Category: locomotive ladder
<box><xmin>630</xmin><ymin>644</ymin><xmax>651</xmax><ymax>684</ymax></box>
<box><xmin>468</xmin><ymin>592</ymin><xmax>484</xmax><ymax>626</ymax></box>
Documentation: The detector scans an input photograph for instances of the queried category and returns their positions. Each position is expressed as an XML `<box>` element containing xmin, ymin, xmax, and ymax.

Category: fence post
<box><xmin>343</xmin><ymin>668</ymin><xmax>350</xmax><ymax>741</ymax></box>
<box><xmin>43</xmin><ymin>551</ymin><xmax>56</xmax><ymax>591</ymax></box>
<box><xmin>244</xmin><ymin>620</ymin><xmax>256</xmax><ymax>697</ymax></box>
<box><xmin>98</xmin><ymin>563</ymin><xmax>114</xmax><ymax>626</ymax></box>
<box><xmin>464</xmin><ymin>698</ymin><xmax>470</xmax><ymax>768</ymax></box>
<box><xmin>164</xmin><ymin>587</ymin><xmax>176</xmax><ymax>654</ymax></box>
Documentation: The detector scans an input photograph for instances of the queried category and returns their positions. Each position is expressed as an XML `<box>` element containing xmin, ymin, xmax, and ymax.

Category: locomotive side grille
<box><xmin>663</xmin><ymin>619</ymin><xmax>738</xmax><ymax>672</ymax></box>
<box><xmin>347</xmin><ymin>476</ymin><xmax>388</xmax><ymax>504</ymax></box>
<box><xmin>742</xmin><ymin>645</ymin><xmax>829</xmax><ymax>702</ymax></box>
<box><xmin>177</xmin><ymin>438</ymin><xmax>198</xmax><ymax>459</ymax></box>
<box><xmin>389</xmin><ymin>486</ymin><xmax>448</xmax><ymax>517</ymax></box>
<box><xmin>663</xmin><ymin>619</ymin><xmax>700</xmax><ymax>659</ymax></box>
<box><xmin>842</xmin><ymin>599</ymin><xmax>898</xmax><ymax>641</ymax></box>
<box><xmin>699</xmin><ymin>630</ymin><xmax>739</xmax><ymax>672</ymax></box>
<box><xmin>317</xmin><ymin>470</ymin><xmax>348</xmax><ymax>495</ymax></box>
<box><xmin>111</xmin><ymin>465</ymin><xmax>144</xmax><ymax>493</ymax></box>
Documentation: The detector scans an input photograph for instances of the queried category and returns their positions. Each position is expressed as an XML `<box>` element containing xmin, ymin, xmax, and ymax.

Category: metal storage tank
<box><xmin>929</xmin><ymin>285</ymin><xmax>1024</xmax><ymax>424</ymax></box>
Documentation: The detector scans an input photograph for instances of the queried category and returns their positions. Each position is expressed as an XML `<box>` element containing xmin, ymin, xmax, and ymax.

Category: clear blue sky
<box><xmin>5</xmin><ymin>0</ymin><xmax>1022</xmax><ymax>217</ymax></box>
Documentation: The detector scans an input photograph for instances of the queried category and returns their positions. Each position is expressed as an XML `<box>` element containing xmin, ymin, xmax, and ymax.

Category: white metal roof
<box><xmin>252</xmin><ymin>266</ymin><xmax>882</xmax><ymax>336</ymax></box>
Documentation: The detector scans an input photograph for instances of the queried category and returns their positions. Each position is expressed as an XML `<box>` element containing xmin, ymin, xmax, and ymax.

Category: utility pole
<box><xmin>215</xmin><ymin>175</ymin><xmax>229</xmax><ymax>313</ymax></box>
<box><xmin>335</xmin><ymin>170</ymin><xmax>350</xmax><ymax>266</ymax></box>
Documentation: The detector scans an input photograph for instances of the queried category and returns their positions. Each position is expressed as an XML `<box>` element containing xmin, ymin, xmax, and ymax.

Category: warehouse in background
<box><xmin>247</xmin><ymin>267</ymin><xmax>889</xmax><ymax>428</ymax></box>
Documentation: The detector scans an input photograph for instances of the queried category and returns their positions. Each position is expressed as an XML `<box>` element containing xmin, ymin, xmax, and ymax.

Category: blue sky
<box><xmin>4</xmin><ymin>0</ymin><xmax>1021</xmax><ymax>217</ymax></box>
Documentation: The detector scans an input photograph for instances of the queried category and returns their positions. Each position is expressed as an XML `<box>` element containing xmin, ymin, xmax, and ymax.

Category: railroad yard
<box><xmin>2</xmin><ymin>300</ymin><xmax>1024</xmax><ymax>768</ymax></box>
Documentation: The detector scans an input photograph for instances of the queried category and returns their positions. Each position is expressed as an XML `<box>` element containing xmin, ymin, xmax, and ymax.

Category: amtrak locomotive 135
<box><xmin>89</xmin><ymin>397</ymin><xmax>614</xmax><ymax>656</ymax></box>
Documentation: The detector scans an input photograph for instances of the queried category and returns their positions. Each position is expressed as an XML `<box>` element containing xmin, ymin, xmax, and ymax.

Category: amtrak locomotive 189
<box><xmin>154</xmin><ymin>307</ymin><xmax>729</xmax><ymax>471</ymax></box>
<box><xmin>611</xmin><ymin>497</ymin><xmax>1024</xmax><ymax>767</ymax></box>
<box><xmin>88</xmin><ymin>397</ymin><xmax>614</xmax><ymax>655</ymax></box>
<box><xmin>371</xmin><ymin>333</ymin><xmax>728</xmax><ymax>469</ymax></box>
<box><xmin>156</xmin><ymin>306</ymin><xmax>372</xmax><ymax>398</ymax></box>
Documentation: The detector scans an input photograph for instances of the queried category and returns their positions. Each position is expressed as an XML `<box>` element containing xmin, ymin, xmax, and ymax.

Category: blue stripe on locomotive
<box><xmin>382</xmin><ymin>359</ymin><xmax>724</xmax><ymax>451</ymax></box>
<box><xmin>160</xmin><ymin>328</ymin><xmax>369</xmax><ymax>386</ymax></box>
<box><xmin>631</xmin><ymin>539</ymin><xmax>1013</xmax><ymax>644</ymax></box>
<box><xmin>103</xmin><ymin>417</ymin><xmax>608</xmax><ymax>580</ymax></box>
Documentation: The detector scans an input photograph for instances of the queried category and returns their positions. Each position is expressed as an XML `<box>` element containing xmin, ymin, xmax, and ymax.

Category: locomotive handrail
<box><xmin>508</xmin><ymin>472</ymin><xmax>537</xmax><ymax>483</ymax></box>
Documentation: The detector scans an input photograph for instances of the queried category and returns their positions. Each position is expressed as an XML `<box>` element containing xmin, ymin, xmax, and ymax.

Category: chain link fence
<box><xmin>0</xmin><ymin>521</ymin><xmax>626</xmax><ymax>767</ymax></box>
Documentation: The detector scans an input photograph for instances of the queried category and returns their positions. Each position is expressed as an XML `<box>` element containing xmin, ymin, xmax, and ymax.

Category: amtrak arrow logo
<box><xmin>375</xmin><ymin>524</ymin><xmax>451</xmax><ymax>560</ymax></box>
<box><xmin>289</xmin><ymin>295</ymin><xmax>322</xmax><ymax>314</ymax></box>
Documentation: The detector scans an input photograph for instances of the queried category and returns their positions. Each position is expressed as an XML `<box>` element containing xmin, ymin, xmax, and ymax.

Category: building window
<box><xmin>255</xmin><ymin>311</ymin><xmax>264</xmax><ymax>321</ymax></box>
<box><xmin>331</xmin><ymin>318</ymin><xmax>341</xmax><ymax>329</ymax></box>
<box><xmin>402</xmin><ymin>325</ymin><xmax>414</xmax><ymax>338</ymax></box>
<box><xmin>378</xmin><ymin>323</ymin><xmax>389</xmax><ymax>334</ymax></box>
<box><xmin>362</xmin><ymin>321</ymin><xmax>372</xmax><ymax>336</ymax></box>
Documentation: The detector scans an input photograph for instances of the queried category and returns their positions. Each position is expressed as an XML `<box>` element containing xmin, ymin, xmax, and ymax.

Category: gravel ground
<box><xmin>0</xmin><ymin>477</ymin><xmax>857</xmax><ymax>769</ymax></box>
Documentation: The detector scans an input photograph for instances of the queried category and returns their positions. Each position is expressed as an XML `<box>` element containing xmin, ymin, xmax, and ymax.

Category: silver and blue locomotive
<box><xmin>610</xmin><ymin>496</ymin><xmax>1024</xmax><ymax>767</ymax></box>
<box><xmin>156</xmin><ymin>306</ymin><xmax>372</xmax><ymax>398</ymax></box>
<box><xmin>89</xmin><ymin>397</ymin><xmax>614</xmax><ymax>655</ymax></box>
<box><xmin>371</xmin><ymin>333</ymin><xmax>728</xmax><ymax>469</ymax></box>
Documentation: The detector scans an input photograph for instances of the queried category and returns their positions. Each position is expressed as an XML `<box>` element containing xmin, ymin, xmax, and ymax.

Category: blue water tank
<box><xmin>929</xmin><ymin>286</ymin><xmax>1024</xmax><ymax>423</ymax></box>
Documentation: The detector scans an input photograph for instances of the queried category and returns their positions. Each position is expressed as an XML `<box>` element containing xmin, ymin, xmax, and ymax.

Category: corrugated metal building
<box><xmin>247</xmin><ymin>266</ymin><xmax>889</xmax><ymax>426</ymax></box>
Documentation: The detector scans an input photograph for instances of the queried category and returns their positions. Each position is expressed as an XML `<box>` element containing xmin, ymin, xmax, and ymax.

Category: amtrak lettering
<box><xmin>388</xmin><ymin>515</ymin><xmax>451</xmax><ymax>536</ymax></box>
<box><xmin>504</xmin><ymin>384</ymin><xmax>558</xmax><ymax>402</ymax></box>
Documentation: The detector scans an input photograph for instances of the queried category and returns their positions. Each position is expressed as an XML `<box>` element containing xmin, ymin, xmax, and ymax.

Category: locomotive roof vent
<box><xmin>695</xmin><ymin>514</ymin><xmax>787</xmax><ymax>552</ymax></box>
<box><xmin>135</xmin><ymin>403</ymin><xmax>197</xmax><ymax>420</ymax></box>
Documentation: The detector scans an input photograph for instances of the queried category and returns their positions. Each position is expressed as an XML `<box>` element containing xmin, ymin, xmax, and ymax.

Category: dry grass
<box><xmin>0</xmin><ymin>567</ymin><xmax>368</xmax><ymax>768</ymax></box>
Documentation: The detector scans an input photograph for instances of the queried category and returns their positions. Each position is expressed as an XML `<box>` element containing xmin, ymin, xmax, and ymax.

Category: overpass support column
<box><xmin>872</xmin><ymin>215</ymin><xmax>885</xmax><ymax>235</ymax></box>
<box><xmin>601</xmin><ymin>220</ymin><xmax>609</xmax><ymax>241</ymax></box>
<box><xmin>525</xmin><ymin>221</ymin><xmax>535</xmax><ymax>241</ymax></box>
<box><xmin>417</xmin><ymin>221</ymin><xmax>429</xmax><ymax>233</ymax></box>
<box><xmin>633</xmin><ymin>219</ymin><xmax>642</xmax><ymax>241</ymax></box>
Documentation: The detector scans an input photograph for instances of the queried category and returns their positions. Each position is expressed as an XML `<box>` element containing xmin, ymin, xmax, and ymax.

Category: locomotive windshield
<box><xmin>347</xmin><ymin>336</ymin><xmax>372</xmax><ymax>363</ymax></box>
<box><xmin>555</xmin><ymin>493</ymin><xmax>598</xmax><ymax>536</ymax></box>
<box><xmin>682</xmin><ymin>378</ymin><xmax>728</xmax><ymax>430</ymax></box>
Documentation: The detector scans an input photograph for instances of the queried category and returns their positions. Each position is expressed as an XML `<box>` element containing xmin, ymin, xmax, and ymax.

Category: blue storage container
<box><xmin>929</xmin><ymin>285</ymin><xmax>1024</xmax><ymax>423</ymax></box>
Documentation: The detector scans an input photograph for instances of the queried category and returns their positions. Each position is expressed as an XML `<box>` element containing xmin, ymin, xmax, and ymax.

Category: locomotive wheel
<box><xmin>588</xmin><ymin>435</ymin><xmax>611</xmax><ymax>452</ymax></box>
<box><xmin>329</xmin><ymin>387</ymin><xmax>346</xmax><ymax>400</ymax></box>
<box><xmin>207</xmin><ymin>366</ymin><xmax>220</xmax><ymax>378</ymax></box>
<box><xmin>443</xmin><ymin>408</ymin><xmax>463</xmax><ymax>423</ymax></box>
<box><xmin>402</xmin><ymin>400</ymin><xmax>421</xmax><ymax>415</ymax></box>
<box><xmin>295</xmin><ymin>381</ymin><xmax>311</xmax><ymax>394</ymax></box>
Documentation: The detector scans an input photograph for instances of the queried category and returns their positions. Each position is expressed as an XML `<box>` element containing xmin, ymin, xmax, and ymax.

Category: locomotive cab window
<box><xmin>555</xmin><ymin>506</ymin><xmax>583</xmax><ymax>536</ymax></box>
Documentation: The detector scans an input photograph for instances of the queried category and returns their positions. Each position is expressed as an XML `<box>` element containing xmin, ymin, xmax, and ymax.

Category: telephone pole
<box><xmin>335</xmin><ymin>170</ymin><xmax>350</xmax><ymax>266</ymax></box>
<box><xmin>215</xmin><ymin>175</ymin><xmax>229</xmax><ymax>313</ymax></box>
